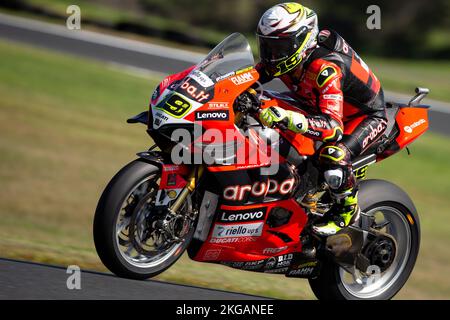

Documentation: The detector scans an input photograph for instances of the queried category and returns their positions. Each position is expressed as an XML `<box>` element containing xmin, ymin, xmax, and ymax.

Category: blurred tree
<box><xmin>136</xmin><ymin>0</ymin><xmax>449</xmax><ymax>58</ymax></box>
<box><xmin>4</xmin><ymin>0</ymin><xmax>447</xmax><ymax>58</ymax></box>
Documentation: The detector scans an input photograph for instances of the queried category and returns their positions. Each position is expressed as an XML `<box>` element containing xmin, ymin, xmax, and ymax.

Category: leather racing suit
<box><xmin>256</xmin><ymin>29</ymin><xmax>388</xmax><ymax>235</ymax></box>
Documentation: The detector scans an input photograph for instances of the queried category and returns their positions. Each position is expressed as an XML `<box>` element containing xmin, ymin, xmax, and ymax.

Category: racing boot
<box><xmin>312</xmin><ymin>189</ymin><xmax>360</xmax><ymax>237</ymax></box>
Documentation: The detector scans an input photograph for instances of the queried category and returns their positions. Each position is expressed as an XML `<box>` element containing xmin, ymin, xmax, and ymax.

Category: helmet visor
<box><xmin>257</xmin><ymin>26</ymin><xmax>309</xmax><ymax>64</ymax></box>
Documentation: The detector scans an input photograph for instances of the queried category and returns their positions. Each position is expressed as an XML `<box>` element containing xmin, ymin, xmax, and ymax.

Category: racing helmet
<box><xmin>257</xmin><ymin>3</ymin><xmax>319</xmax><ymax>77</ymax></box>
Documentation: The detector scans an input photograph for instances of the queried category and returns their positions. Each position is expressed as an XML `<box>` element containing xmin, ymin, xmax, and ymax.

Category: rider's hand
<box><xmin>235</xmin><ymin>93</ymin><xmax>259</xmax><ymax>113</ymax></box>
<box><xmin>235</xmin><ymin>90</ymin><xmax>260</xmax><ymax>113</ymax></box>
<box><xmin>259</xmin><ymin>107</ymin><xmax>308</xmax><ymax>134</ymax></box>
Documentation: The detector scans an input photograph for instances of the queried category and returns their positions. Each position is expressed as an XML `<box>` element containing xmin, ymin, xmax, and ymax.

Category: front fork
<box><xmin>155</xmin><ymin>165</ymin><xmax>204</xmax><ymax>244</ymax></box>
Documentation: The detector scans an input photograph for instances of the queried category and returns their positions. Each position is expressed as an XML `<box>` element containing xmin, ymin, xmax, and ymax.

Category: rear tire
<box><xmin>93</xmin><ymin>159</ymin><xmax>193</xmax><ymax>280</ymax></box>
<box><xmin>308</xmin><ymin>179</ymin><xmax>420</xmax><ymax>300</ymax></box>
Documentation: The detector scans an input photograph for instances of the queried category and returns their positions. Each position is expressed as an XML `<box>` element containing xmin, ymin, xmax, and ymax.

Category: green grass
<box><xmin>366</xmin><ymin>57</ymin><xmax>450</xmax><ymax>102</ymax></box>
<box><xmin>0</xmin><ymin>39</ymin><xmax>449</xmax><ymax>299</ymax></box>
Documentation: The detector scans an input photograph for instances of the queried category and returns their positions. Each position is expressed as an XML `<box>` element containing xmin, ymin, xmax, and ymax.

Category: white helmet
<box><xmin>257</xmin><ymin>3</ymin><xmax>319</xmax><ymax>77</ymax></box>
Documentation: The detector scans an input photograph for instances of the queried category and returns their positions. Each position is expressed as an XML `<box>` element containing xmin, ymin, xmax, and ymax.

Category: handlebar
<box><xmin>237</xmin><ymin>88</ymin><xmax>289</xmax><ymax>131</ymax></box>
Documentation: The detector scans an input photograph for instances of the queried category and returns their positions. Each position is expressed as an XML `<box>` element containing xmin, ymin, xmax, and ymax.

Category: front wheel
<box><xmin>93</xmin><ymin>159</ymin><xmax>194</xmax><ymax>280</ymax></box>
<box><xmin>308</xmin><ymin>179</ymin><xmax>420</xmax><ymax>300</ymax></box>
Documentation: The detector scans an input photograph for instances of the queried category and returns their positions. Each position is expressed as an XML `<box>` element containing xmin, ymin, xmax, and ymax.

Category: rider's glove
<box><xmin>259</xmin><ymin>107</ymin><xmax>308</xmax><ymax>134</ymax></box>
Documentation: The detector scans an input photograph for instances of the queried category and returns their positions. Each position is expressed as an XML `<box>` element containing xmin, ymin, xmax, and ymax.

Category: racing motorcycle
<box><xmin>93</xmin><ymin>33</ymin><xmax>430</xmax><ymax>300</ymax></box>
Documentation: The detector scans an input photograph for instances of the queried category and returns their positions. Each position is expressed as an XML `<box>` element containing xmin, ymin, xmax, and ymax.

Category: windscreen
<box><xmin>151</xmin><ymin>33</ymin><xmax>255</xmax><ymax>127</ymax></box>
<box><xmin>192</xmin><ymin>32</ymin><xmax>255</xmax><ymax>83</ymax></box>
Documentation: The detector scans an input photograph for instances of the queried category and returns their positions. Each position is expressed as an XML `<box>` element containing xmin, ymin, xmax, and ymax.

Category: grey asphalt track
<box><xmin>0</xmin><ymin>13</ymin><xmax>449</xmax><ymax>136</ymax></box>
<box><xmin>0</xmin><ymin>258</ymin><xmax>268</xmax><ymax>300</ymax></box>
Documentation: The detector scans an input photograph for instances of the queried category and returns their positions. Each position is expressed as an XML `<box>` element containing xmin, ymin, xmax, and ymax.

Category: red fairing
<box><xmin>192</xmin><ymin>199</ymin><xmax>308</xmax><ymax>263</ymax></box>
<box><xmin>394</xmin><ymin>107</ymin><xmax>429</xmax><ymax>149</ymax></box>
<box><xmin>183</xmin><ymin>69</ymin><xmax>278</xmax><ymax>172</ymax></box>
<box><xmin>159</xmin><ymin>164</ymin><xmax>190</xmax><ymax>189</ymax></box>
<box><xmin>150</xmin><ymin>65</ymin><xmax>196</xmax><ymax>105</ymax></box>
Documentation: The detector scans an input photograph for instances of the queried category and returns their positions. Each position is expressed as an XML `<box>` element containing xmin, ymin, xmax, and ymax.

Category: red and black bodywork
<box><xmin>128</xmin><ymin>34</ymin><xmax>429</xmax><ymax>277</ymax></box>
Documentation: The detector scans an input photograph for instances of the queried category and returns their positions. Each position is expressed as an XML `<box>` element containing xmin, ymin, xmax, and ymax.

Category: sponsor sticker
<box><xmin>209</xmin><ymin>236</ymin><xmax>257</xmax><ymax>244</ymax></box>
<box><xmin>189</xmin><ymin>69</ymin><xmax>214</xmax><ymax>87</ymax></box>
<box><xmin>292</xmin><ymin>261</ymin><xmax>318</xmax><ymax>269</ymax></box>
<box><xmin>265</xmin><ymin>257</ymin><xmax>277</xmax><ymax>269</ymax></box>
<box><xmin>244</xmin><ymin>260</ymin><xmax>265</xmax><ymax>267</ymax></box>
<box><xmin>308</xmin><ymin>117</ymin><xmax>329</xmax><ymax>129</ymax></box>
<box><xmin>222</xmin><ymin>261</ymin><xmax>245</xmax><ymax>268</ymax></box>
<box><xmin>320</xmin><ymin>78</ymin><xmax>338</xmax><ymax>94</ymax></box>
<box><xmin>287</xmin><ymin>267</ymin><xmax>315</xmax><ymax>276</ymax></box>
<box><xmin>404</xmin><ymin>118</ymin><xmax>426</xmax><ymax>133</ymax></box>
<box><xmin>223</xmin><ymin>178</ymin><xmax>295</xmax><ymax>201</ymax></box>
<box><xmin>155</xmin><ymin>111</ymin><xmax>169</xmax><ymax>121</ymax></box>
<box><xmin>362</xmin><ymin>120</ymin><xmax>387</xmax><ymax>148</ymax></box>
<box><xmin>306</xmin><ymin>129</ymin><xmax>321</xmax><ymax>137</ymax></box>
<box><xmin>264</xmin><ymin>267</ymin><xmax>289</xmax><ymax>274</ymax></box>
<box><xmin>241</xmin><ymin>260</ymin><xmax>265</xmax><ymax>270</ymax></box>
<box><xmin>195</xmin><ymin>110</ymin><xmax>229</xmax><ymax>121</ymax></box>
<box><xmin>168</xmin><ymin>79</ymin><xmax>181</xmax><ymax>90</ymax></box>
<box><xmin>262</xmin><ymin>246</ymin><xmax>288</xmax><ymax>255</ymax></box>
<box><xmin>316</xmin><ymin>66</ymin><xmax>337</xmax><ymax>87</ymax></box>
<box><xmin>161</xmin><ymin>76</ymin><xmax>171</xmax><ymax>89</ymax></box>
<box><xmin>211</xmin><ymin>222</ymin><xmax>264</xmax><ymax>238</ymax></box>
<box><xmin>222</xmin><ymin>260</ymin><xmax>266</xmax><ymax>271</ymax></box>
<box><xmin>208</xmin><ymin>102</ymin><xmax>229</xmax><ymax>109</ymax></box>
<box><xmin>179</xmin><ymin>80</ymin><xmax>211</xmax><ymax>102</ymax></box>
<box><xmin>215</xmin><ymin>71</ymin><xmax>235</xmax><ymax>82</ymax></box>
<box><xmin>203</xmin><ymin>249</ymin><xmax>221</xmax><ymax>260</ymax></box>
<box><xmin>151</xmin><ymin>86</ymin><xmax>160</xmax><ymax>102</ymax></box>
<box><xmin>231</xmin><ymin>262</ymin><xmax>245</xmax><ymax>268</ymax></box>
<box><xmin>162</xmin><ymin>164</ymin><xmax>182</xmax><ymax>172</ymax></box>
<box><xmin>218</xmin><ymin>207</ymin><xmax>267</xmax><ymax>223</ymax></box>
<box><xmin>323</xmin><ymin>94</ymin><xmax>343</xmax><ymax>101</ymax></box>
<box><xmin>287</xmin><ymin>261</ymin><xmax>318</xmax><ymax>277</ymax></box>
<box><xmin>276</xmin><ymin>254</ymin><xmax>293</xmax><ymax>268</ymax></box>
<box><xmin>158</xmin><ymin>94</ymin><xmax>192</xmax><ymax>118</ymax></box>
<box><xmin>230</xmin><ymin>72</ymin><xmax>254</xmax><ymax>85</ymax></box>
<box><xmin>235</xmin><ymin>66</ymin><xmax>253</xmax><ymax>75</ymax></box>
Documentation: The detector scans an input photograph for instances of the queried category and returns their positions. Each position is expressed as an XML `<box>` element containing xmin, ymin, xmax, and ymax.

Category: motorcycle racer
<box><xmin>252</xmin><ymin>2</ymin><xmax>388</xmax><ymax>236</ymax></box>
<box><xmin>95</xmin><ymin>28</ymin><xmax>426</xmax><ymax>298</ymax></box>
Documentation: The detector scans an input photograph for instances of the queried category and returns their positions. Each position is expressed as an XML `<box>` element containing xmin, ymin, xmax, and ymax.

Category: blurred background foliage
<box><xmin>2</xmin><ymin>0</ymin><xmax>449</xmax><ymax>59</ymax></box>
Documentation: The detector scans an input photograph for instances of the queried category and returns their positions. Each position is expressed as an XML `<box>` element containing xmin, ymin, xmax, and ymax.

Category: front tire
<box><xmin>93</xmin><ymin>159</ymin><xmax>193</xmax><ymax>280</ymax></box>
<box><xmin>308</xmin><ymin>179</ymin><xmax>421</xmax><ymax>300</ymax></box>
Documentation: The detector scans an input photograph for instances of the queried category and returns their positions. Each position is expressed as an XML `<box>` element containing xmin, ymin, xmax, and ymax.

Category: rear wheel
<box><xmin>93</xmin><ymin>159</ymin><xmax>194</xmax><ymax>280</ymax></box>
<box><xmin>308</xmin><ymin>179</ymin><xmax>420</xmax><ymax>300</ymax></box>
